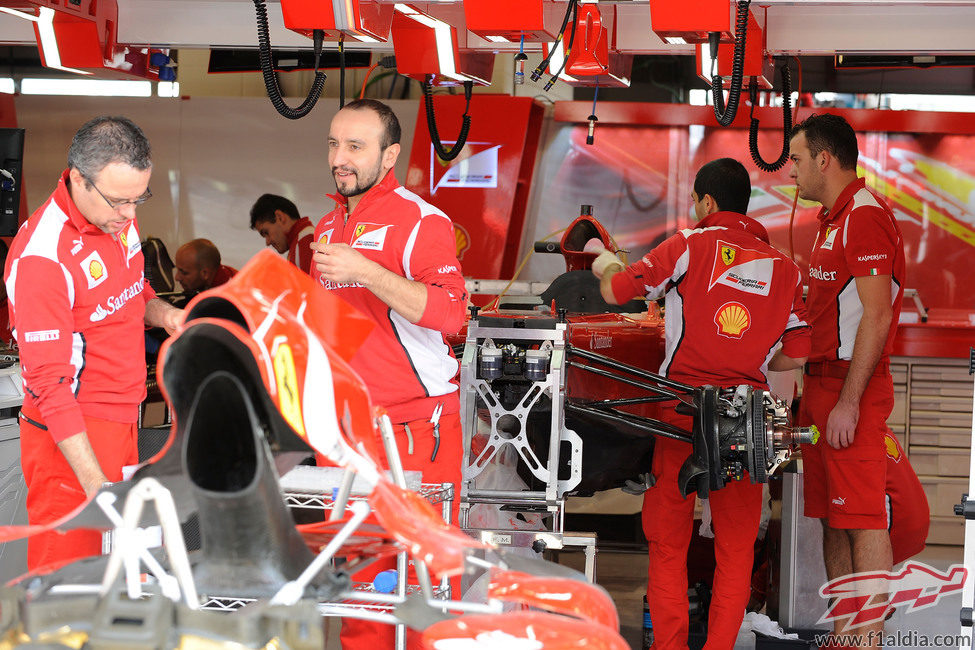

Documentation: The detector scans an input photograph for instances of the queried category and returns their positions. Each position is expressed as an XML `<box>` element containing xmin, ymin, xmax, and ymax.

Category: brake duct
<box><xmin>565</xmin><ymin>347</ymin><xmax>816</xmax><ymax>499</ymax></box>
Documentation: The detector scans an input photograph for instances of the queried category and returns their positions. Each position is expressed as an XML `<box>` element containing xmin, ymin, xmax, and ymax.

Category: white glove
<box><xmin>592</xmin><ymin>250</ymin><xmax>624</xmax><ymax>279</ymax></box>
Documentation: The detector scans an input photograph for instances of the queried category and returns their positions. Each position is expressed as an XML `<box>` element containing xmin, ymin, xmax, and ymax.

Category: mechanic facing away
<box><xmin>592</xmin><ymin>157</ymin><xmax>811</xmax><ymax>649</ymax></box>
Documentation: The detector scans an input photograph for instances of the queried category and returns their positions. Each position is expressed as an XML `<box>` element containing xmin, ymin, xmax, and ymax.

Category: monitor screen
<box><xmin>0</xmin><ymin>128</ymin><xmax>24</xmax><ymax>237</ymax></box>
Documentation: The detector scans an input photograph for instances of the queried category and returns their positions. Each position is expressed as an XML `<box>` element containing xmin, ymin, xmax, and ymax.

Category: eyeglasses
<box><xmin>85</xmin><ymin>176</ymin><xmax>152</xmax><ymax>210</ymax></box>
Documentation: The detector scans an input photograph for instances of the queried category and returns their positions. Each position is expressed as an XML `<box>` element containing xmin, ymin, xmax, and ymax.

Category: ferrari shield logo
<box><xmin>721</xmin><ymin>246</ymin><xmax>736</xmax><ymax>265</ymax></box>
<box><xmin>351</xmin><ymin>223</ymin><xmax>392</xmax><ymax>251</ymax></box>
<box><xmin>273</xmin><ymin>343</ymin><xmax>306</xmax><ymax>437</ymax></box>
<box><xmin>821</xmin><ymin>226</ymin><xmax>839</xmax><ymax>251</ymax></box>
<box><xmin>708</xmin><ymin>240</ymin><xmax>775</xmax><ymax>296</ymax></box>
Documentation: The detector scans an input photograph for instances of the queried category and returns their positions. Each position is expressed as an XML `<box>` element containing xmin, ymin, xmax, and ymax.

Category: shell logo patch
<box><xmin>454</xmin><ymin>223</ymin><xmax>470</xmax><ymax>260</ymax></box>
<box><xmin>715</xmin><ymin>301</ymin><xmax>751</xmax><ymax>338</ymax></box>
<box><xmin>273</xmin><ymin>343</ymin><xmax>306</xmax><ymax>438</ymax></box>
<box><xmin>884</xmin><ymin>433</ymin><xmax>902</xmax><ymax>462</ymax></box>
<box><xmin>81</xmin><ymin>251</ymin><xmax>108</xmax><ymax>289</ymax></box>
<box><xmin>721</xmin><ymin>246</ymin><xmax>736</xmax><ymax>265</ymax></box>
<box><xmin>350</xmin><ymin>223</ymin><xmax>392</xmax><ymax>251</ymax></box>
<box><xmin>318</xmin><ymin>229</ymin><xmax>334</xmax><ymax>245</ymax></box>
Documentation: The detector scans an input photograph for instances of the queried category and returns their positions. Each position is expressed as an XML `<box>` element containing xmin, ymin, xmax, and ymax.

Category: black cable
<box><xmin>423</xmin><ymin>78</ymin><xmax>473</xmax><ymax>162</ymax></box>
<box><xmin>585</xmin><ymin>82</ymin><xmax>599</xmax><ymax>145</ymax></box>
<box><xmin>252</xmin><ymin>0</ymin><xmax>326</xmax><ymax>120</ymax></box>
<box><xmin>711</xmin><ymin>0</ymin><xmax>751</xmax><ymax>127</ymax></box>
<box><xmin>544</xmin><ymin>0</ymin><xmax>578</xmax><ymax>91</ymax></box>
<box><xmin>338</xmin><ymin>35</ymin><xmax>346</xmax><ymax>108</ymax></box>
<box><xmin>531</xmin><ymin>0</ymin><xmax>577</xmax><ymax>82</ymax></box>
<box><xmin>624</xmin><ymin>172</ymin><xmax>664</xmax><ymax>212</ymax></box>
<box><xmin>748</xmin><ymin>62</ymin><xmax>793</xmax><ymax>172</ymax></box>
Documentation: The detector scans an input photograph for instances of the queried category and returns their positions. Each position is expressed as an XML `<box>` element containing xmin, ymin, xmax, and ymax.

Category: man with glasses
<box><xmin>4</xmin><ymin>115</ymin><xmax>181</xmax><ymax>571</ymax></box>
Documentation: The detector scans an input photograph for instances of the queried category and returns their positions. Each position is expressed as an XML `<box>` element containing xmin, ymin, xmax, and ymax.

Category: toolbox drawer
<box><xmin>909</xmin><ymin>446</ymin><xmax>970</xmax><ymax>477</ymax></box>
<box><xmin>909</xmin><ymin>426</ymin><xmax>970</xmax><ymax>448</ymax></box>
<box><xmin>926</xmin><ymin>515</ymin><xmax>965</xmax><ymax>546</ymax></box>
<box><xmin>910</xmin><ymin>380</ymin><xmax>974</xmax><ymax>398</ymax></box>
<box><xmin>910</xmin><ymin>395</ymin><xmax>973</xmax><ymax>413</ymax></box>
<box><xmin>910</xmin><ymin>362</ymin><xmax>972</xmax><ymax>384</ymax></box>
<box><xmin>920</xmin><ymin>476</ymin><xmax>968</xmax><ymax>518</ymax></box>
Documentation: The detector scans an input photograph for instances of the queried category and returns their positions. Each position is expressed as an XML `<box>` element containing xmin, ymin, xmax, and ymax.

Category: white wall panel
<box><xmin>15</xmin><ymin>95</ymin><xmax>418</xmax><ymax>271</ymax></box>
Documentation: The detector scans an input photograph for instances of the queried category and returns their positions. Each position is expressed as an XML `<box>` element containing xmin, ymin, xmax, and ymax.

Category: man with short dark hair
<box><xmin>173</xmin><ymin>238</ymin><xmax>236</xmax><ymax>296</ymax></box>
<box><xmin>4</xmin><ymin>115</ymin><xmax>182</xmax><ymax>570</ymax></box>
<box><xmin>593</xmin><ymin>157</ymin><xmax>810</xmax><ymax>649</ymax></box>
<box><xmin>249</xmin><ymin>194</ymin><xmax>315</xmax><ymax>273</ymax></box>
<box><xmin>311</xmin><ymin>98</ymin><xmax>468</xmax><ymax>648</ymax></box>
<box><xmin>789</xmin><ymin>113</ymin><xmax>906</xmax><ymax>648</ymax></box>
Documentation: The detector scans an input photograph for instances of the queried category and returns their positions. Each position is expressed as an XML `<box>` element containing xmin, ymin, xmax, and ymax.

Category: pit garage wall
<box><xmin>536</xmin><ymin>102</ymin><xmax>975</xmax><ymax>546</ymax></box>
<box><xmin>13</xmin><ymin>96</ymin><xmax>420</xmax><ymax>271</ymax></box>
<box><xmin>531</xmin><ymin>101</ymin><xmax>975</xmax><ymax>317</ymax></box>
<box><xmin>13</xmin><ymin>95</ymin><xmax>975</xmax><ymax>320</ymax></box>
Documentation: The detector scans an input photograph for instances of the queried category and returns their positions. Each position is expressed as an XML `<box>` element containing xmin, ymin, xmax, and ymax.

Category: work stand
<box><xmin>458</xmin><ymin>313</ymin><xmax>596</xmax><ymax>581</ymax></box>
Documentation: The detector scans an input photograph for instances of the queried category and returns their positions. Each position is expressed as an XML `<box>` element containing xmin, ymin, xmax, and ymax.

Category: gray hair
<box><xmin>67</xmin><ymin>116</ymin><xmax>151</xmax><ymax>182</ymax></box>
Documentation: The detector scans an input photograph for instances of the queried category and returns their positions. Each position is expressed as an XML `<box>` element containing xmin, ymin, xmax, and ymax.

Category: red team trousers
<box><xmin>340</xmin><ymin>411</ymin><xmax>463</xmax><ymax>649</ymax></box>
<box><xmin>642</xmin><ymin>411</ymin><xmax>763</xmax><ymax>650</ymax></box>
<box><xmin>19</xmin><ymin>405</ymin><xmax>139</xmax><ymax>572</ymax></box>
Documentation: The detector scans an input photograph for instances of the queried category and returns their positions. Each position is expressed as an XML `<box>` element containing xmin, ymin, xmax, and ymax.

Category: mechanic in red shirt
<box><xmin>594</xmin><ymin>158</ymin><xmax>811</xmax><ymax>650</ymax></box>
<box><xmin>249</xmin><ymin>193</ymin><xmax>315</xmax><ymax>273</ymax></box>
<box><xmin>173</xmin><ymin>238</ymin><xmax>237</xmax><ymax>299</ymax></box>
<box><xmin>790</xmin><ymin>113</ymin><xmax>908</xmax><ymax>648</ymax></box>
<box><xmin>4</xmin><ymin>116</ymin><xmax>182</xmax><ymax>571</ymax></box>
<box><xmin>311</xmin><ymin>99</ymin><xmax>468</xmax><ymax>648</ymax></box>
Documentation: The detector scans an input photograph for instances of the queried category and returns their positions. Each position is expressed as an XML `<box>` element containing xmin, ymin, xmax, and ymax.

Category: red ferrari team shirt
<box><xmin>805</xmin><ymin>177</ymin><xmax>905</xmax><ymax>362</ymax></box>
<box><xmin>287</xmin><ymin>216</ymin><xmax>315</xmax><ymax>274</ymax></box>
<box><xmin>5</xmin><ymin>170</ymin><xmax>155</xmax><ymax>442</ymax></box>
<box><xmin>312</xmin><ymin>171</ymin><xmax>468</xmax><ymax>424</ymax></box>
<box><xmin>611</xmin><ymin>211</ymin><xmax>810</xmax><ymax>388</ymax></box>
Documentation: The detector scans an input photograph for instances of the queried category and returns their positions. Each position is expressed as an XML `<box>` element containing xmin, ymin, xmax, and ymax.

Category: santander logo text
<box><xmin>809</xmin><ymin>266</ymin><xmax>837</xmax><ymax>281</ymax></box>
<box><xmin>89</xmin><ymin>277</ymin><xmax>145</xmax><ymax>322</ymax></box>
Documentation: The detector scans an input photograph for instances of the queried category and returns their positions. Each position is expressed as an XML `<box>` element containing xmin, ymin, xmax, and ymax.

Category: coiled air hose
<box><xmin>748</xmin><ymin>62</ymin><xmax>793</xmax><ymax>173</ymax></box>
<box><xmin>423</xmin><ymin>78</ymin><xmax>473</xmax><ymax>162</ymax></box>
<box><xmin>711</xmin><ymin>0</ymin><xmax>751</xmax><ymax>127</ymax></box>
<box><xmin>253</xmin><ymin>0</ymin><xmax>327</xmax><ymax>120</ymax></box>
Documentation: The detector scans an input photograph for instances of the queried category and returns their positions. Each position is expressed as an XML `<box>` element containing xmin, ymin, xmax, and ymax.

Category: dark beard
<box><xmin>333</xmin><ymin>166</ymin><xmax>379</xmax><ymax>198</ymax></box>
<box><xmin>337</xmin><ymin>181</ymin><xmax>372</xmax><ymax>198</ymax></box>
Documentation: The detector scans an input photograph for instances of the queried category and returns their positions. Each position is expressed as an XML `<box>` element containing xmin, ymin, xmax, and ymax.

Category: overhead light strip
<box><xmin>332</xmin><ymin>0</ymin><xmax>352</xmax><ymax>31</ymax></box>
<box><xmin>35</xmin><ymin>7</ymin><xmax>92</xmax><ymax>75</ymax></box>
<box><xmin>0</xmin><ymin>6</ymin><xmax>39</xmax><ymax>21</ymax></box>
<box><xmin>394</xmin><ymin>3</ymin><xmax>466</xmax><ymax>82</ymax></box>
<box><xmin>21</xmin><ymin>78</ymin><xmax>152</xmax><ymax>96</ymax></box>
